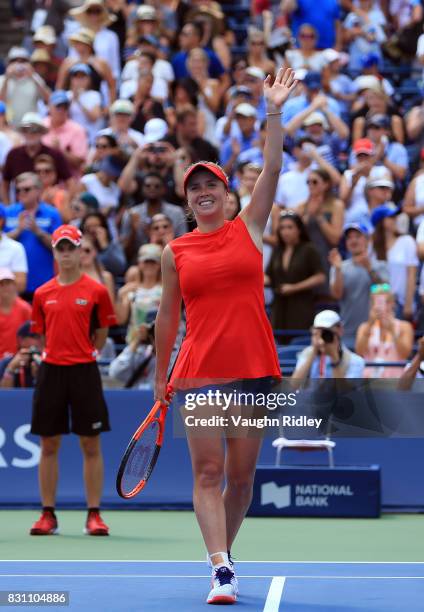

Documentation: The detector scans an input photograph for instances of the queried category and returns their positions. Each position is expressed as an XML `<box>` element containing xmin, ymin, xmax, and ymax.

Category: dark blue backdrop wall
<box><xmin>0</xmin><ymin>390</ymin><xmax>423</xmax><ymax>510</ymax></box>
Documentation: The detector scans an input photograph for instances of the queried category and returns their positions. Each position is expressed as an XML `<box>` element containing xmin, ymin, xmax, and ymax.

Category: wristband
<box><xmin>266</xmin><ymin>111</ymin><xmax>283</xmax><ymax>116</ymax></box>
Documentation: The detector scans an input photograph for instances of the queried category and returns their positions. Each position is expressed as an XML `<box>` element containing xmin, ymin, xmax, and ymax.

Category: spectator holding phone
<box><xmin>329</xmin><ymin>223</ymin><xmax>389</xmax><ymax>342</ymax></box>
<box><xmin>0</xmin><ymin>321</ymin><xmax>43</xmax><ymax>388</ymax></box>
<box><xmin>292</xmin><ymin>310</ymin><xmax>365</xmax><ymax>381</ymax></box>
<box><xmin>356</xmin><ymin>284</ymin><xmax>414</xmax><ymax>377</ymax></box>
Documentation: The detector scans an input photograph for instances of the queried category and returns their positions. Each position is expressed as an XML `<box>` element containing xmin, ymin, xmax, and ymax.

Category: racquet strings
<box><xmin>121</xmin><ymin>420</ymin><xmax>160</xmax><ymax>495</ymax></box>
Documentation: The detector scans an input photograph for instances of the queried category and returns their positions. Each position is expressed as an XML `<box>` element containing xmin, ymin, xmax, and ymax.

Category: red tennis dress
<box><xmin>169</xmin><ymin>215</ymin><xmax>281</xmax><ymax>388</ymax></box>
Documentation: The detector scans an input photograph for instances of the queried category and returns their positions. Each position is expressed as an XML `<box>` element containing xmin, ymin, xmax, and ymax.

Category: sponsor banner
<box><xmin>250</xmin><ymin>466</ymin><xmax>381</xmax><ymax>517</ymax></box>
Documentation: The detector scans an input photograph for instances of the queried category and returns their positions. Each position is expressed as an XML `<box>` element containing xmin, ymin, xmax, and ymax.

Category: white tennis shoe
<box><xmin>207</xmin><ymin>566</ymin><xmax>237</xmax><ymax>604</ymax></box>
<box><xmin>206</xmin><ymin>553</ymin><xmax>239</xmax><ymax>595</ymax></box>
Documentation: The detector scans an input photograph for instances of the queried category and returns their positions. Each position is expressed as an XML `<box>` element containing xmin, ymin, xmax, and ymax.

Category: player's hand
<box><xmin>264</xmin><ymin>67</ymin><xmax>297</xmax><ymax>108</ymax></box>
<box><xmin>154</xmin><ymin>379</ymin><xmax>172</xmax><ymax>405</ymax></box>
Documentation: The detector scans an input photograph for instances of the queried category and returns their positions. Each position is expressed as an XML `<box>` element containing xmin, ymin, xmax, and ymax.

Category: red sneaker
<box><xmin>30</xmin><ymin>511</ymin><xmax>59</xmax><ymax>535</ymax></box>
<box><xmin>84</xmin><ymin>511</ymin><xmax>109</xmax><ymax>536</ymax></box>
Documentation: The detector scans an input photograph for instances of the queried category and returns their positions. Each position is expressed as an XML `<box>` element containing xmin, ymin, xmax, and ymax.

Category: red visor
<box><xmin>183</xmin><ymin>162</ymin><xmax>229</xmax><ymax>195</ymax></box>
<box><xmin>51</xmin><ymin>224</ymin><xmax>82</xmax><ymax>247</ymax></box>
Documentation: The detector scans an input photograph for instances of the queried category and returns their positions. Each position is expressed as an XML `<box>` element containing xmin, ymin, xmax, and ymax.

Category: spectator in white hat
<box><xmin>101</xmin><ymin>99</ymin><xmax>144</xmax><ymax>154</ymax></box>
<box><xmin>286</xmin><ymin>108</ymin><xmax>348</xmax><ymax>171</ymax></box>
<box><xmin>68</xmin><ymin>0</ymin><xmax>121</xmax><ymax>81</ymax></box>
<box><xmin>365</xmin><ymin>175</ymin><xmax>395</xmax><ymax>215</ymax></box>
<box><xmin>0</xmin><ymin>47</ymin><xmax>51</xmax><ymax>127</ymax></box>
<box><xmin>220</xmin><ymin>103</ymin><xmax>259</xmax><ymax>174</ymax></box>
<box><xmin>292</xmin><ymin>310</ymin><xmax>365</xmax><ymax>380</ymax></box>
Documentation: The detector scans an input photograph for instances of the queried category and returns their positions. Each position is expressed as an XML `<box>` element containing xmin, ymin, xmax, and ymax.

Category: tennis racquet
<box><xmin>116</xmin><ymin>385</ymin><xmax>173</xmax><ymax>499</ymax></box>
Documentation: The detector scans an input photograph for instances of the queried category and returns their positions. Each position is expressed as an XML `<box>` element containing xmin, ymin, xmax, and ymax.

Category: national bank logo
<box><xmin>261</xmin><ymin>482</ymin><xmax>354</xmax><ymax>508</ymax></box>
<box><xmin>261</xmin><ymin>482</ymin><xmax>291</xmax><ymax>509</ymax></box>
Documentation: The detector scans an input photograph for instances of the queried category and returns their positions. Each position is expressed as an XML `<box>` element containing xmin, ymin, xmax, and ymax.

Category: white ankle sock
<box><xmin>209</xmin><ymin>551</ymin><xmax>230</xmax><ymax>570</ymax></box>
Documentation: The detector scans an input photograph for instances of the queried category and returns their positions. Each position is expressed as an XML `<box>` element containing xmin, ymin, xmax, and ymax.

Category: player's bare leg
<box><xmin>79</xmin><ymin>435</ymin><xmax>104</xmax><ymax>507</ymax></box>
<box><xmin>187</xmin><ymin>434</ymin><xmax>227</xmax><ymax>554</ymax></box>
<box><xmin>39</xmin><ymin>435</ymin><xmax>61</xmax><ymax>506</ymax></box>
<box><xmin>223</xmin><ymin>437</ymin><xmax>262</xmax><ymax>550</ymax></box>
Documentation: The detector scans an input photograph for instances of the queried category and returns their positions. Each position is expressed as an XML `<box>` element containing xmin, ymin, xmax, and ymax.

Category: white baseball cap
<box><xmin>313</xmin><ymin>310</ymin><xmax>341</xmax><ymax>329</ymax></box>
<box><xmin>235</xmin><ymin>103</ymin><xmax>257</xmax><ymax>117</ymax></box>
<box><xmin>303</xmin><ymin>111</ymin><xmax>327</xmax><ymax>127</ymax></box>
<box><xmin>245</xmin><ymin>66</ymin><xmax>265</xmax><ymax>80</ymax></box>
<box><xmin>144</xmin><ymin>118</ymin><xmax>168</xmax><ymax>143</ymax></box>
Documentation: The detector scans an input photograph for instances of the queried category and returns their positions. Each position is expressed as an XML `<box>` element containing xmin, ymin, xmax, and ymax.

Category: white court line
<box><xmin>1</xmin><ymin>575</ymin><xmax>424</xmax><ymax>580</ymax></box>
<box><xmin>263</xmin><ymin>577</ymin><xmax>286</xmax><ymax>612</ymax></box>
<box><xmin>2</xmin><ymin>560</ymin><xmax>424</xmax><ymax>564</ymax></box>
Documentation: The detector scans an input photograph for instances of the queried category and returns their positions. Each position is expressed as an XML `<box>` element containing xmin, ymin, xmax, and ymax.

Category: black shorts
<box><xmin>31</xmin><ymin>362</ymin><xmax>111</xmax><ymax>437</ymax></box>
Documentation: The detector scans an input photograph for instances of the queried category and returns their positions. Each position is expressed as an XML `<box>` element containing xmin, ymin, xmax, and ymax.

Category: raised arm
<box><xmin>240</xmin><ymin>68</ymin><xmax>297</xmax><ymax>240</ymax></box>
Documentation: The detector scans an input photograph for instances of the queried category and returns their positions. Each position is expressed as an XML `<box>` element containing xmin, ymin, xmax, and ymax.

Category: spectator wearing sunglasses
<box><xmin>281</xmin><ymin>0</ymin><xmax>341</xmax><ymax>50</ymax></box>
<box><xmin>284</xmin><ymin>24</ymin><xmax>325</xmax><ymax>72</ymax></box>
<box><xmin>3</xmin><ymin>172</ymin><xmax>62</xmax><ymax>299</ymax></box>
<box><xmin>297</xmin><ymin>168</ymin><xmax>344</xmax><ymax>292</ymax></box>
<box><xmin>34</xmin><ymin>154</ymin><xmax>72</xmax><ymax>223</ymax></box>
<box><xmin>87</xmin><ymin>133</ymin><xmax>120</xmax><ymax>173</ymax></box>
<box><xmin>120</xmin><ymin>171</ymin><xmax>187</xmax><ymax>262</ymax></box>
<box><xmin>118</xmin><ymin>139</ymin><xmax>183</xmax><ymax>207</ymax></box>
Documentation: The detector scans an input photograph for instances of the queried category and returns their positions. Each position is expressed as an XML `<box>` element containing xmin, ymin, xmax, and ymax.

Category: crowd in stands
<box><xmin>1</xmin><ymin>0</ymin><xmax>424</xmax><ymax>387</ymax></box>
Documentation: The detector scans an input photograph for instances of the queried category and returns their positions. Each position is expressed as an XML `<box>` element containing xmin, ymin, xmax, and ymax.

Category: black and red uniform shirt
<box><xmin>31</xmin><ymin>274</ymin><xmax>117</xmax><ymax>365</ymax></box>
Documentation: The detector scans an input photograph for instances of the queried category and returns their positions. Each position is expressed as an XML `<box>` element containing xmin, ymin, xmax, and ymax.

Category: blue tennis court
<box><xmin>1</xmin><ymin>561</ymin><xmax>423</xmax><ymax>611</ymax></box>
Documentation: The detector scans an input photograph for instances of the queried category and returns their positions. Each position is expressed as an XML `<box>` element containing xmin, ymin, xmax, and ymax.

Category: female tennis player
<box><xmin>155</xmin><ymin>67</ymin><xmax>297</xmax><ymax>605</ymax></box>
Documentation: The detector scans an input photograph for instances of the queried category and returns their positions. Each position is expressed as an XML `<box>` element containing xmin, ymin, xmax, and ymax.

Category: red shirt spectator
<box><xmin>0</xmin><ymin>268</ymin><xmax>32</xmax><ymax>357</ymax></box>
